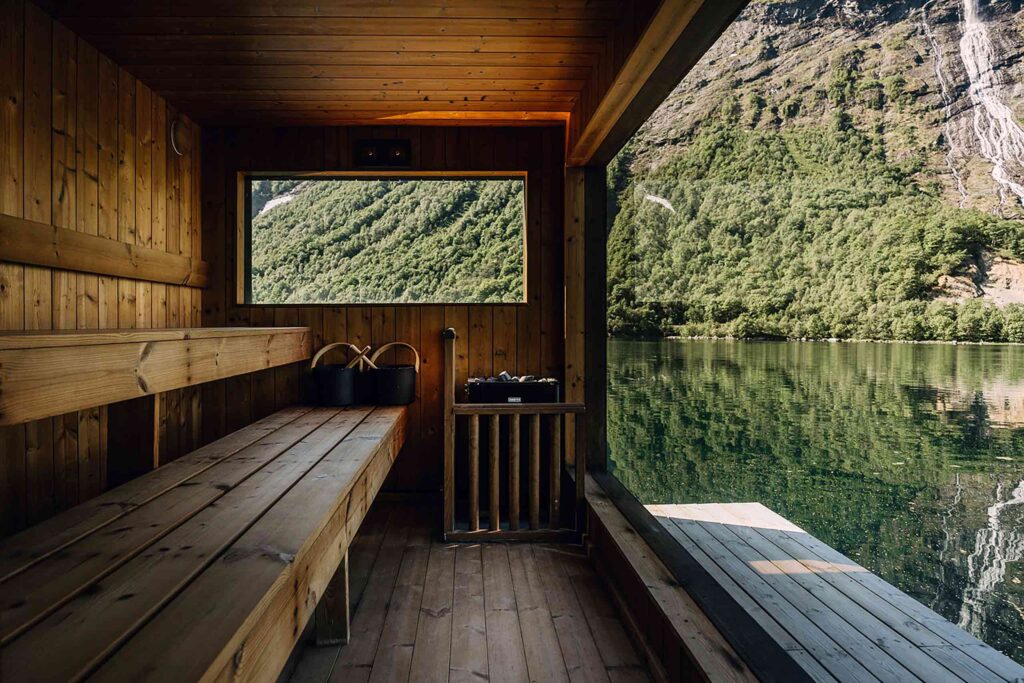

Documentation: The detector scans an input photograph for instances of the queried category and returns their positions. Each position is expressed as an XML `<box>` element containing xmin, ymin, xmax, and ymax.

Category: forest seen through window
<box><xmin>247</xmin><ymin>177</ymin><xmax>525</xmax><ymax>304</ymax></box>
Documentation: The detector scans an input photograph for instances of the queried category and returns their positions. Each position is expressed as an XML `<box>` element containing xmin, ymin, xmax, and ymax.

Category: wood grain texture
<box><xmin>0</xmin><ymin>327</ymin><xmax>310</xmax><ymax>425</ymax></box>
<box><xmin>202</xmin><ymin>126</ymin><xmax>564</xmax><ymax>496</ymax></box>
<box><xmin>2</xmin><ymin>407</ymin><xmax>404</xmax><ymax>683</ymax></box>
<box><xmin>0</xmin><ymin>212</ymin><xmax>210</xmax><ymax>286</ymax></box>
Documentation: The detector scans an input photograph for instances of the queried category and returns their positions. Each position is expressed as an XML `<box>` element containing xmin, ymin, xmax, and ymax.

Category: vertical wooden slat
<box><xmin>134</xmin><ymin>81</ymin><xmax>152</xmax><ymax>329</ymax></box>
<box><xmin>76</xmin><ymin>38</ymin><xmax>101</xmax><ymax>503</ymax></box>
<box><xmin>508</xmin><ymin>413</ymin><xmax>520</xmax><ymax>531</ymax></box>
<box><xmin>550</xmin><ymin>415</ymin><xmax>562</xmax><ymax>529</ymax></box>
<box><xmin>0</xmin><ymin>0</ymin><xmax>26</xmax><ymax>535</ymax></box>
<box><xmin>468</xmin><ymin>413</ymin><xmax>480</xmax><ymax>533</ymax></box>
<box><xmin>116</xmin><ymin>69</ymin><xmax>135</xmax><ymax>328</ymax></box>
<box><xmin>443</xmin><ymin>328</ymin><xmax>456</xmax><ymax>535</ymax></box>
<box><xmin>96</xmin><ymin>54</ymin><xmax>118</xmax><ymax>329</ymax></box>
<box><xmin>529</xmin><ymin>413</ymin><xmax>540</xmax><ymax>530</ymax></box>
<box><xmin>489</xmin><ymin>414</ymin><xmax>499</xmax><ymax>531</ymax></box>
<box><xmin>23</xmin><ymin>1</ymin><xmax>51</xmax><ymax>333</ymax></box>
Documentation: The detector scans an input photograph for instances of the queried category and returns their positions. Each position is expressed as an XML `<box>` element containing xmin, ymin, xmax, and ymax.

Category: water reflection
<box><xmin>608</xmin><ymin>339</ymin><xmax>1024</xmax><ymax>663</ymax></box>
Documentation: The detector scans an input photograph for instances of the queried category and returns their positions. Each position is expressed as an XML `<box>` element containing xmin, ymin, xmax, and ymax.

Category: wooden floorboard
<box><xmin>648</xmin><ymin>503</ymin><xmax>1024</xmax><ymax>683</ymax></box>
<box><xmin>288</xmin><ymin>502</ymin><xmax>650</xmax><ymax>683</ymax></box>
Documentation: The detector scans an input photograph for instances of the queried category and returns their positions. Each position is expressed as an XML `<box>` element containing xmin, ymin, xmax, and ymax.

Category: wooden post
<box><xmin>550</xmin><ymin>416</ymin><xmax>561</xmax><ymax>529</ymax></box>
<box><xmin>314</xmin><ymin>551</ymin><xmax>349</xmax><ymax>646</ymax></box>
<box><xmin>468</xmin><ymin>414</ymin><xmax>480</xmax><ymax>532</ymax></box>
<box><xmin>489</xmin><ymin>414</ymin><xmax>500</xmax><ymax>531</ymax></box>
<box><xmin>529</xmin><ymin>414</ymin><xmax>540</xmax><ymax>530</ymax></box>
<box><xmin>443</xmin><ymin>328</ymin><xmax>456</xmax><ymax>536</ymax></box>
<box><xmin>575</xmin><ymin>413</ymin><xmax>587</xmax><ymax>533</ymax></box>
<box><xmin>509</xmin><ymin>413</ymin><xmax>520</xmax><ymax>530</ymax></box>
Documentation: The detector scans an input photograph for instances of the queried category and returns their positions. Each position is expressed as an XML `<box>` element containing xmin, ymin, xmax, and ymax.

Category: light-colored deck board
<box><xmin>648</xmin><ymin>502</ymin><xmax>1024</xmax><ymax>683</ymax></box>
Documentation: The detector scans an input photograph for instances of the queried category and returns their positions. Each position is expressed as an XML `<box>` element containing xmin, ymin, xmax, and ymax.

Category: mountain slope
<box><xmin>250</xmin><ymin>178</ymin><xmax>524</xmax><ymax>304</ymax></box>
<box><xmin>608</xmin><ymin>0</ymin><xmax>1024</xmax><ymax>340</ymax></box>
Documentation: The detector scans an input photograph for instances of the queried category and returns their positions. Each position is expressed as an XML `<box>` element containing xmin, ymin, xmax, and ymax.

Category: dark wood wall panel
<box><xmin>0</xmin><ymin>1</ymin><xmax>202</xmax><ymax>536</ymax></box>
<box><xmin>201</xmin><ymin>124</ymin><xmax>565</xmax><ymax>492</ymax></box>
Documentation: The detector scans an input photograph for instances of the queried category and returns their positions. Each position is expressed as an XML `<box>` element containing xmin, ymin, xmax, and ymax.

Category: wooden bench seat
<box><xmin>0</xmin><ymin>404</ymin><xmax>406</xmax><ymax>682</ymax></box>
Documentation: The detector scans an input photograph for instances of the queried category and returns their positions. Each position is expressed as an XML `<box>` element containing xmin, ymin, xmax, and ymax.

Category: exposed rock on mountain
<box><xmin>608</xmin><ymin>0</ymin><xmax>1024</xmax><ymax>340</ymax></box>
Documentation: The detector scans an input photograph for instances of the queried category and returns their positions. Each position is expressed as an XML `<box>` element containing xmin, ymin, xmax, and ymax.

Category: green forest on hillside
<box><xmin>607</xmin><ymin>112</ymin><xmax>1024</xmax><ymax>341</ymax></box>
<box><xmin>249</xmin><ymin>178</ymin><xmax>524</xmax><ymax>304</ymax></box>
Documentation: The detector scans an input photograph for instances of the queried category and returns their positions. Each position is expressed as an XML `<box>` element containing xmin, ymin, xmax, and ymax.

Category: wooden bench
<box><xmin>0</xmin><ymin>404</ymin><xmax>406</xmax><ymax>682</ymax></box>
<box><xmin>648</xmin><ymin>502</ymin><xmax>1024</xmax><ymax>683</ymax></box>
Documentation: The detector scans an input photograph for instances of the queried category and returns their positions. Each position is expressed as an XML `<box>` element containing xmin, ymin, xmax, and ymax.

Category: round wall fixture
<box><xmin>170</xmin><ymin>117</ymin><xmax>191</xmax><ymax>157</ymax></box>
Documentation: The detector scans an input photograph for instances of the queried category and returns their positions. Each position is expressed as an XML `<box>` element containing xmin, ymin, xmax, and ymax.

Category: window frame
<box><xmin>237</xmin><ymin>171</ymin><xmax>530</xmax><ymax>307</ymax></box>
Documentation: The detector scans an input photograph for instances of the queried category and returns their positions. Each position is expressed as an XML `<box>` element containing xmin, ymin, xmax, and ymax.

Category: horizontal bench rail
<box><xmin>0</xmin><ymin>326</ymin><xmax>311</xmax><ymax>425</ymax></box>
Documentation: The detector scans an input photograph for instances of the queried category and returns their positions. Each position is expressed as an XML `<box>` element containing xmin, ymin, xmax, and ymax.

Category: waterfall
<box><xmin>958</xmin><ymin>0</ymin><xmax>1024</xmax><ymax>208</ymax></box>
<box><xmin>957</xmin><ymin>479</ymin><xmax>1024</xmax><ymax>634</ymax></box>
<box><xmin>922</xmin><ymin>1</ymin><xmax>969</xmax><ymax>206</ymax></box>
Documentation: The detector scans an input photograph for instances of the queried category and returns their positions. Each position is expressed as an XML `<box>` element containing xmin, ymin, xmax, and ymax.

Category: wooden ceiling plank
<box><xmin>189</xmin><ymin>111</ymin><xmax>570</xmax><ymax>126</ymax></box>
<box><xmin>179</xmin><ymin>101</ymin><xmax>574</xmax><ymax>113</ymax></box>
<box><xmin>128</xmin><ymin>64</ymin><xmax>593</xmax><ymax>80</ymax></box>
<box><xmin>82</xmin><ymin>35</ymin><xmax>607</xmax><ymax>54</ymax></box>
<box><xmin>94</xmin><ymin>50</ymin><xmax>601</xmax><ymax>68</ymax></box>
<box><xmin>141</xmin><ymin>78</ymin><xmax>586</xmax><ymax>92</ymax></box>
<box><xmin>55</xmin><ymin>0</ymin><xmax>624</xmax><ymax>20</ymax></box>
<box><xmin>63</xmin><ymin>17</ymin><xmax>615</xmax><ymax>38</ymax></box>
<box><xmin>164</xmin><ymin>91</ymin><xmax>579</xmax><ymax>103</ymax></box>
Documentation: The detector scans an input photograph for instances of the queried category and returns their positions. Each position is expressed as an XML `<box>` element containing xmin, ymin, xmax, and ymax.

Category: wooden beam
<box><xmin>0</xmin><ymin>327</ymin><xmax>311</xmax><ymax>425</ymax></box>
<box><xmin>568</xmin><ymin>0</ymin><xmax>748</xmax><ymax>165</ymax></box>
<box><xmin>0</xmin><ymin>212</ymin><xmax>209</xmax><ymax>287</ymax></box>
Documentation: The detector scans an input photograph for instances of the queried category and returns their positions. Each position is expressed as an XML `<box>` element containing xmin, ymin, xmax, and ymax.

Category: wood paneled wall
<box><xmin>201</xmin><ymin>125</ymin><xmax>565</xmax><ymax>491</ymax></box>
<box><xmin>0</xmin><ymin>0</ymin><xmax>202</xmax><ymax>535</ymax></box>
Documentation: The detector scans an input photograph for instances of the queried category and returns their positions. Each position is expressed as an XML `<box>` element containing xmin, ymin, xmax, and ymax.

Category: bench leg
<box><xmin>315</xmin><ymin>550</ymin><xmax>350</xmax><ymax>646</ymax></box>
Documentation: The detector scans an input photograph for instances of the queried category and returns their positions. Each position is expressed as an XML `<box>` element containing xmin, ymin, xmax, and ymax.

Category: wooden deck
<box><xmin>648</xmin><ymin>502</ymin><xmax>1024</xmax><ymax>683</ymax></box>
<box><xmin>286</xmin><ymin>501</ymin><xmax>651</xmax><ymax>683</ymax></box>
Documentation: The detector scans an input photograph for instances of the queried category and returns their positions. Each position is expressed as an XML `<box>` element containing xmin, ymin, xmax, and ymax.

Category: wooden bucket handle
<box><xmin>368</xmin><ymin>342</ymin><xmax>421</xmax><ymax>373</ymax></box>
<box><xmin>309</xmin><ymin>342</ymin><xmax>377</xmax><ymax>371</ymax></box>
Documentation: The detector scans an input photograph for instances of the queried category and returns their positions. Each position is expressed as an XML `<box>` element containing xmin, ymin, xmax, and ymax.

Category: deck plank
<box><xmin>508</xmin><ymin>543</ymin><xmax>570</xmax><ymax>683</ymax></box>
<box><xmin>408</xmin><ymin>542</ymin><xmax>457</xmax><ymax>682</ymax></box>
<box><xmin>532</xmin><ymin>545</ymin><xmax>610</xmax><ymax>683</ymax></box>
<box><xmin>450</xmin><ymin>544</ymin><xmax>489</xmax><ymax>683</ymax></box>
<box><xmin>482</xmin><ymin>543</ymin><xmax>530</xmax><ymax>683</ymax></box>
<box><xmin>367</xmin><ymin>517</ymin><xmax>431</xmax><ymax>683</ymax></box>
<box><xmin>649</xmin><ymin>502</ymin><xmax>1024</xmax><ymax>683</ymax></box>
<box><xmin>718</xmin><ymin>521</ymin><xmax>959</xmax><ymax>682</ymax></box>
<box><xmin>558</xmin><ymin>548</ymin><xmax>649</xmax><ymax>681</ymax></box>
<box><xmin>780</xmin><ymin>525</ymin><xmax>1024</xmax><ymax>682</ymax></box>
<box><xmin>653</xmin><ymin>514</ymin><xmax>880</xmax><ymax>683</ymax></box>
<box><xmin>330</xmin><ymin>508</ymin><xmax>413</xmax><ymax>683</ymax></box>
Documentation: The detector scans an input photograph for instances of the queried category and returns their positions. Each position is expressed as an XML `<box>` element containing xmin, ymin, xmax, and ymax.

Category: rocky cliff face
<box><xmin>631</xmin><ymin>0</ymin><xmax>1024</xmax><ymax>219</ymax></box>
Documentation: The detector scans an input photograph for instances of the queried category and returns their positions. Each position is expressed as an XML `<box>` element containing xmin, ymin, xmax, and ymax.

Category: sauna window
<box><xmin>242</xmin><ymin>175</ymin><xmax>526</xmax><ymax>305</ymax></box>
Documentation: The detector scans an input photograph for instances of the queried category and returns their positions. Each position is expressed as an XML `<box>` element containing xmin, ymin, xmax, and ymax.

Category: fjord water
<box><xmin>608</xmin><ymin>339</ymin><xmax>1024</xmax><ymax>663</ymax></box>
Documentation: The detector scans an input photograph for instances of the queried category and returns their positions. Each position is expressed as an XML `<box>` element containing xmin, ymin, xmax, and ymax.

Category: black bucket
<box><xmin>367</xmin><ymin>342</ymin><xmax>421</xmax><ymax>406</ymax></box>
<box><xmin>310</xmin><ymin>342</ymin><xmax>374</xmax><ymax>407</ymax></box>
<box><xmin>374</xmin><ymin>365</ymin><xmax>417</xmax><ymax>405</ymax></box>
<box><xmin>314</xmin><ymin>364</ymin><xmax>356</xmax><ymax>406</ymax></box>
